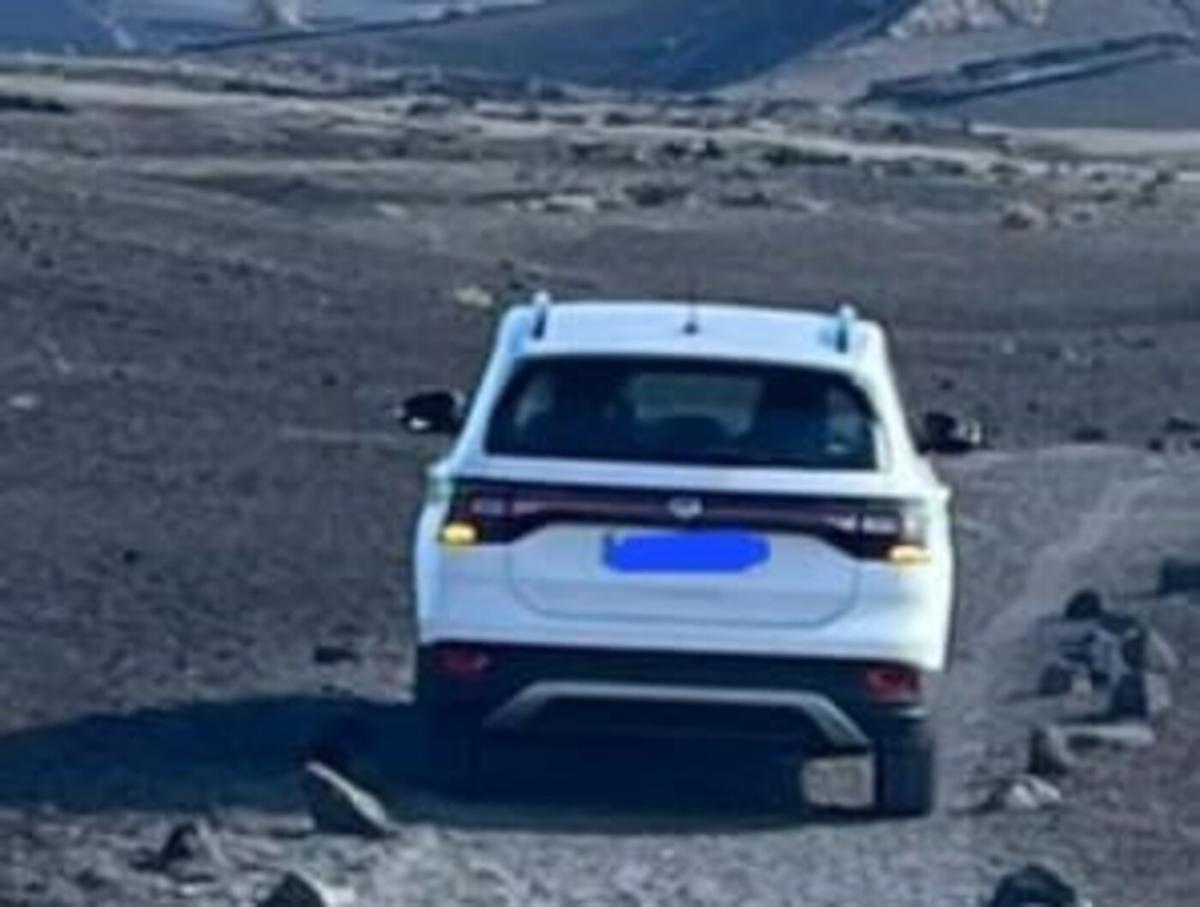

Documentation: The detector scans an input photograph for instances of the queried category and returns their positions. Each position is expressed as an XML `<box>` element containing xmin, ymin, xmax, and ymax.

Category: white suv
<box><xmin>400</xmin><ymin>296</ymin><xmax>955</xmax><ymax>816</ymax></box>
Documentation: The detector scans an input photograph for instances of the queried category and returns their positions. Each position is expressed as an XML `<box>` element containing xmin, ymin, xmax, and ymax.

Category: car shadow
<box><xmin>0</xmin><ymin>696</ymin><xmax>881</xmax><ymax>834</ymax></box>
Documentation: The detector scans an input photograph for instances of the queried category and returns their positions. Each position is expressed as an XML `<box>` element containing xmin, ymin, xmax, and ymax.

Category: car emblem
<box><xmin>667</xmin><ymin>495</ymin><xmax>704</xmax><ymax>522</ymax></box>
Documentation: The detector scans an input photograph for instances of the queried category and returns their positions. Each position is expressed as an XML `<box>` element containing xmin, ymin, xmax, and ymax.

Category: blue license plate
<box><xmin>602</xmin><ymin>530</ymin><xmax>770</xmax><ymax>574</ymax></box>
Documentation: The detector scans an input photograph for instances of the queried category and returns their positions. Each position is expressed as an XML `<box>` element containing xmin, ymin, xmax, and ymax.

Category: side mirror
<box><xmin>397</xmin><ymin>389</ymin><xmax>466</xmax><ymax>435</ymax></box>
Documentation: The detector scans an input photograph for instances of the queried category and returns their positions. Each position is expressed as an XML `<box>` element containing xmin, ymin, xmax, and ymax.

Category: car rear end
<box><xmin>409</xmin><ymin>304</ymin><xmax>954</xmax><ymax>813</ymax></box>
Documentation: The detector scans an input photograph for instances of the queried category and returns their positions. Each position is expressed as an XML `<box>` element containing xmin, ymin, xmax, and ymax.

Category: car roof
<box><xmin>502</xmin><ymin>300</ymin><xmax>886</xmax><ymax>371</ymax></box>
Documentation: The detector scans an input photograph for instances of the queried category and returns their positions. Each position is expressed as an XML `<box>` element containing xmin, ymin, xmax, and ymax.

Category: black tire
<box><xmin>874</xmin><ymin>728</ymin><xmax>937</xmax><ymax>818</ymax></box>
<box><xmin>422</xmin><ymin>710</ymin><xmax>484</xmax><ymax>798</ymax></box>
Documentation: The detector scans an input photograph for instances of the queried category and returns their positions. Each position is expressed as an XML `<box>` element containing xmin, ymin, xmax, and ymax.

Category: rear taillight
<box><xmin>436</xmin><ymin>481</ymin><xmax>933</xmax><ymax>562</ymax></box>
<box><xmin>863</xmin><ymin>664</ymin><xmax>922</xmax><ymax>702</ymax></box>
<box><xmin>856</xmin><ymin>502</ymin><xmax>931</xmax><ymax>564</ymax></box>
<box><xmin>439</xmin><ymin>482</ymin><xmax>521</xmax><ymax>546</ymax></box>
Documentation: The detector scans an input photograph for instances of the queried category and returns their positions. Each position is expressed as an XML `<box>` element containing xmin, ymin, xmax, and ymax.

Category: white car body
<box><xmin>413</xmin><ymin>300</ymin><xmax>955</xmax><ymax>672</ymax></box>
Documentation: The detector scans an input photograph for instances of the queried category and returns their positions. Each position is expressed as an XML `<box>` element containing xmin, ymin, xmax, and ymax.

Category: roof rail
<box><xmin>530</xmin><ymin>290</ymin><xmax>553</xmax><ymax>339</ymax></box>
<box><xmin>832</xmin><ymin>303</ymin><xmax>858</xmax><ymax>353</ymax></box>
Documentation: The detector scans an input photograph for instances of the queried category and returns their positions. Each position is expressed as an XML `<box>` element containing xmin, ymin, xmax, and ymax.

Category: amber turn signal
<box><xmin>440</xmin><ymin>521</ymin><xmax>480</xmax><ymax>546</ymax></box>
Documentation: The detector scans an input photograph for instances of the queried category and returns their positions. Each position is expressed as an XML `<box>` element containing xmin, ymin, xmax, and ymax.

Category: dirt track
<box><xmin>1</xmin><ymin>60</ymin><xmax>1200</xmax><ymax>905</ymax></box>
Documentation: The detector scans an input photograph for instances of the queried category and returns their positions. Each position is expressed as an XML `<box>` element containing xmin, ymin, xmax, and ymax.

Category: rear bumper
<box><xmin>416</xmin><ymin>643</ymin><xmax>933</xmax><ymax>756</ymax></box>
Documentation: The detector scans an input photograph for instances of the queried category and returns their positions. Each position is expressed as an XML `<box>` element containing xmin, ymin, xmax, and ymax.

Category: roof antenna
<box><xmin>834</xmin><ymin>303</ymin><xmax>858</xmax><ymax>353</ymax></box>
<box><xmin>531</xmin><ymin>290</ymin><xmax>552</xmax><ymax>339</ymax></box>
<box><xmin>682</xmin><ymin>300</ymin><xmax>700</xmax><ymax>335</ymax></box>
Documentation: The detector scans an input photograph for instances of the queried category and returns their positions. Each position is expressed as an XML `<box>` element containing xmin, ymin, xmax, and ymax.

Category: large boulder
<box><xmin>300</xmin><ymin>762</ymin><xmax>393</xmax><ymax>840</ymax></box>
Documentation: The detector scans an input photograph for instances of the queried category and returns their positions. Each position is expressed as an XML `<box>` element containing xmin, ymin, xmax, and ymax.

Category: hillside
<box><xmin>0</xmin><ymin>0</ymin><xmax>123</xmax><ymax>52</ymax></box>
<box><xmin>197</xmin><ymin>0</ymin><xmax>1200</xmax><ymax>126</ymax></box>
<box><xmin>216</xmin><ymin>0</ymin><xmax>905</xmax><ymax>91</ymax></box>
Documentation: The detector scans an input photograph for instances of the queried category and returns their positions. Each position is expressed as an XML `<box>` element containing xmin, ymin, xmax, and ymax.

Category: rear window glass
<box><xmin>485</xmin><ymin>357</ymin><xmax>881</xmax><ymax>470</ymax></box>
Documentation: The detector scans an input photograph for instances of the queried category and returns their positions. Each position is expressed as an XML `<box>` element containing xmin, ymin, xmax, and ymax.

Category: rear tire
<box><xmin>874</xmin><ymin>728</ymin><xmax>937</xmax><ymax>818</ymax></box>
<box><xmin>422</xmin><ymin>711</ymin><xmax>484</xmax><ymax>798</ymax></box>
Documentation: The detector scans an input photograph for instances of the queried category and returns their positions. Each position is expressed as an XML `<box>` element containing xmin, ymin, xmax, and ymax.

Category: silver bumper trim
<box><xmin>483</xmin><ymin>680</ymin><xmax>871</xmax><ymax>749</ymax></box>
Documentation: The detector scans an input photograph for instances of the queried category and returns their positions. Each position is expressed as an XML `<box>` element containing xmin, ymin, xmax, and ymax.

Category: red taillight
<box><xmin>863</xmin><ymin>665</ymin><xmax>921</xmax><ymax>702</ymax></box>
<box><xmin>433</xmin><ymin>646</ymin><xmax>493</xmax><ymax>681</ymax></box>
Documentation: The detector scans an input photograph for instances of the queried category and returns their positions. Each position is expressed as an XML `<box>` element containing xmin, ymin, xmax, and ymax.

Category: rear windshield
<box><xmin>485</xmin><ymin>357</ymin><xmax>881</xmax><ymax>470</ymax></box>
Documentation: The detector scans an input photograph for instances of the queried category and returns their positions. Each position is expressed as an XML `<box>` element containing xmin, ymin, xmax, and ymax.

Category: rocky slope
<box><xmin>889</xmin><ymin>0</ymin><xmax>1057</xmax><ymax>37</ymax></box>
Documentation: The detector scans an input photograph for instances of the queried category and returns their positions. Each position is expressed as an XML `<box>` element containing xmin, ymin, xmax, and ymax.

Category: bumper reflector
<box><xmin>863</xmin><ymin>665</ymin><xmax>921</xmax><ymax>702</ymax></box>
<box><xmin>434</xmin><ymin>646</ymin><xmax>492</xmax><ymax>680</ymax></box>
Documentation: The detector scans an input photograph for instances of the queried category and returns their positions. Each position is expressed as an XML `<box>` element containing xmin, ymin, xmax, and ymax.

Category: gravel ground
<box><xmin>0</xmin><ymin>59</ymin><xmax>1199</xmax><ymax>905</ymax></box>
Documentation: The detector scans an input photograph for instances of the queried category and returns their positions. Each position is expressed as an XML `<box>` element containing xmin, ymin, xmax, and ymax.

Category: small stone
<box><xmin>1122</xmin><ymin>628</ymin><xmax>1179</xmax><ymax>674</ymax></box>
<box><xmin>985</xmin><ymin>775</ymin><xmax>1063</xmax><ymax>813</ymax></box>
<box><xmin>1108</xmin><ymin>672</ymin><xmax>1172</xmax><ymax>720</ymax></box>
<box><xmin>259</xmin><ymin>871</ymin><xmax>352</xmax><ymax>907</ymax></box>
<box><xmin>1159</xmin><ymin>558</ymin><xmax>1200</xmax><ymax>596</ymax></box>
<box><xmin>301</xmin><ymin>762</ymin><xmax>392</xmax><ymax>839</ymax></box>
<box><xmin>696</xmin><ymin>138</ymin><xmax>726</xmax><ymax>160</ymax></box>
<box><xmin>1164</xmin><ymin>414</ymin><xmax>1199</xmax><ymax>435</ymax></box>
<box><xmin>1074</xmin><ymin>627</ymin><xmax>1127</xmax><ymax>688</ymax></box>
<box><xmin>1000</xmin><ymin>201</ymin><xmax>1049</xmax><ymax>231</ymax></box>
<box><xmin>7</xmin><ymin>392</ymin><xmax>40</xmax><ymax>412</ymax></box>
<box><xmin>1063</xmin><ymin>589</ymin><xmax>1104</xmax><ymax>621</ymax></box>
<box><xmin>1038</xmin><ymin>661</ymin><xmax>1081</xmax><ymax>697</ymax></box>
<box><xmin>148</xmin><ymin>820</ymin><xmax>226</xmax><ymax>881</ymax></box>
<box><xmin>623</xmin><ymin>181</ymin><xmax>690</xmax><ymax>208</ymax></box>
<box><xmin>1061</xmin><ymin>720</ymin><xmax>1157</xmax><ymax>751</ymax></box>
<box><xmin>1028</xmin><ymin>724</ymin><xmax>1077</xmax><ymax>777</ymax></box>
<box><xmin>1095</xmin><ymin>612</ymin><xmax>1144</xmax><ymax>640</ymax></box>
<box><xmin>451</xmin><ymin>284</ymin><xmax>496</xmax><ymax>310</ymax></box>
<box><xmin>1071</xmin><ymin>425</ymin><xmax>1108</xmax><ymax>444</ymax></box>
<box><xmin>312</xmin><ymin>645</ymin><xmax>360</xmax><ymax>667</ymax></box>
<box><xmin>989</xmin><ymin>864</ymin><xmax>1087</xmax><ymax>907</ymax></box>
<box><xmin>539</xmin><ymin>193</ymin><xmax>601</xmax><ymax>215</ymax></box>
<box><xmin>922</xmin><ymin>411</ymin><xmax>986</xmax><ymax>454</ymax></box>
<box><xmin>718</xmin><ymin>186</ymin><xmax>772</xmax><ymax>208</ymax></box>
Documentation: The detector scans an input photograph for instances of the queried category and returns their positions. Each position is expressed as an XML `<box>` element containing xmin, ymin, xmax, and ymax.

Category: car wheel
<box><xmin>422</xmin><ymin>710</ymin><xmax>484</xmax><ymax>798</ymax></box>
<box><xmin>873</xmin><ymin>727</ymin><xmax>937</xmax><ymax>818</ymax></box>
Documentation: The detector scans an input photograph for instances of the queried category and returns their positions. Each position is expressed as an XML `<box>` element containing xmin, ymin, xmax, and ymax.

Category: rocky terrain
<box><xmin>1</xmin><ymin>26</ymin><xmax>1200</xmax><ymax>907</ymax></box>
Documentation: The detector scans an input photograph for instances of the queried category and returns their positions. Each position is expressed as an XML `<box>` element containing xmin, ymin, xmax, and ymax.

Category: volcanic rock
<box><xmin>1108</xmin><ymin>672</ymin><xmax>1172</xmax><ymax>721</ymax></box>
<box><xmin>301</xmin><ymin>762</ymin><xmax>393</xmax><ymax>839</ymax></box>
<box><xmin>259</xmin><ymin>871</ymin><xmax>352</xmax><ymax>907</ymax></box>
<box><xmin>988</xmin><ymin>863</ymin><xmax>1089</xmax><ymax>907</ymax></box>
<box><xmin>1063</xmin><ymin>589</ymin><xmax>1104</xmax><ymax>621</ymax></box>
<box><xmin>1028</xmin><ymin>724</ymin><xmax>1077</xmax><ymax>777</ymax></box>
<box><xmin>985</xmin><ymin>774</ymin><xmax>1063</xmax><ymax>813</ymax></box>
